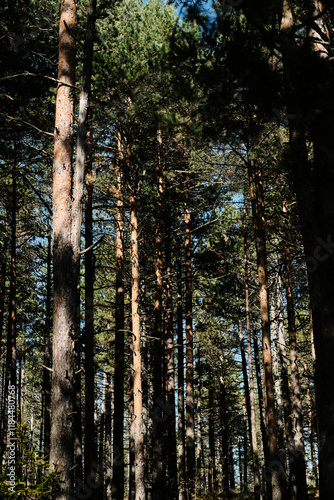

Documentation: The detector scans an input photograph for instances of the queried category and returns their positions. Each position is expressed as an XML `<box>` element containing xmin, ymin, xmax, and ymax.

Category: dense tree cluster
<box><xmin>0</xmin><ymin>0</ymin><xmax>333</xmax><ymax>499</ymax></box>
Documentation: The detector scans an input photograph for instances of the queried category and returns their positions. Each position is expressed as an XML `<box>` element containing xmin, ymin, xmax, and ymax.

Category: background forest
<box><xmin>0</xmin><ymin>0</ymin><xmax>333</xmax><ymax>499</ymax></box>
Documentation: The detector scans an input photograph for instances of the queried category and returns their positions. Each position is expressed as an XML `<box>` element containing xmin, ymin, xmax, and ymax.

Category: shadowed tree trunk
<box><xmin>42</xmin><ymin>234</ymin><xmax>52</xmax><ymax>459</ymax></box>
<box><xmin>185</xmin><ymin>198</ymin><xmax>195</xmax><ymax>495</ymax></box>
<box><xmin>152</xmin><ymin>129</ymin><xmax>164</xmax><ymax>499</ymax></box>
<box><xmin>164</xmin><ymin>228</ymin><xmax>177</xmax><ymax>496</ymax></box>
<box><xmin>177</xmin><ymin>257</ymin><xmax>186</xmax><ymax>500</ymax></box>
<box><xmin>280</xmin><ymin>2</ymin><xmax>333</xmax><ymax>495</ymax></box>
<box><xmin>281</xmin><ymin>179</ymin><xmax>308</xmax><ymax>499</ymax></box>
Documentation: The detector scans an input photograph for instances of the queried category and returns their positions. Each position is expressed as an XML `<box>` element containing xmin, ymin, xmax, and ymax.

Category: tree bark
<box><xmin>248</xmin><ymin>159</ymin><xmax>283</xmax><ymax>499</ymax></box>
<box><xmin>177</xmin><ymin>257</ymin><xmax>186</xmax><ymax>500</ymax></box>
<box><xmin>164</xmin><ymin>228</ymin><xmax>177</xmax><ymax>496</ymax></box>
<box><xmin>152</xmin><ymin>129</ymin><xmax>164</xmax><ymax>499</ymax></box>
<box><xmin>280</xmin><ymin>2</ymin><xmax>334</xmax><ymax>496</ymax></box>
<box><xmin>185</xmin><ymin>201</ymin><xmax>195</xmax><ymax>494</ymax></box>
<box><xmin>281</xmin><ymin>180</ymin><xmax>308</xmax><ymax>499</ymax></box>
<box><xmin>244</xmin><ymin>204</ymin><xmax>261</xmax><ymax>499</ymax></box>
<box><xmin>126</xmin><ymin>150</ymin><xmax>145</xmax><ymax>500</ymax></box>
<box><xmin>43</xmin><ymin>234</ymin><xmax>52</xmax><ymax>459</ymax></box>
<box><xmin>112</xmin><ymin>131</ymin><xmax>125</xmax><ymax>500</ymax></box>
<box><xmin>49</xmin><ymin>1</ymin><xmax>77</xmax><ymax>496</ymax></box>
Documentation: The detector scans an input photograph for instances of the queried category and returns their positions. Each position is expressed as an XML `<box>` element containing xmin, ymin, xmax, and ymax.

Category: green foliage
<box><xmin>0</xmin><ymin>424</ymin><xmax>59</xmax><ymax>499</ymax></box>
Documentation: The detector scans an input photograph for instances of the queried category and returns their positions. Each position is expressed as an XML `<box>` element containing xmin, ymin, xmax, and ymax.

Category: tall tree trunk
<box><xmin>126</xmin><ymin>151</ymin><xmax>145</xmax><ymax>500</ymax></box>
<box><xmin>248</xmin><ymin>159</ymin><xmax>283</xmax><ymax>499</ymax></box>
<box><xmin>243</xmin><ymin>399</ymin><xmax>248</xmax><ymax>491</ymax></box>
<box><xmin>42</xmin><ymin>234</ymin><xmax>52</xmax><ymax>459</ymax></box>
<box><xmin>244</xmin><ymin>202</ymin><xmax>261</xmax><ymax>500</ymax></box>
<box><xmin>185</xmin><ymin>198</ymin><xmax>195</xmax><ymax>495</ymax></box>
<box><xmin>112</xmin><ymin>131</ymin><xmax>125</xmax><ymax>500</ymax></box>
<box><xmin>208</xmin><ymin>367</ymin><xmax>216</xmax><ymax>492</ymax></box>
<box><xmin>196</xmin><ymin>349</ymin><xmax>203</xmax><ymax>495</ymax></box>
<box><xmin>219</xmin><ymin>360</ymin><xmax>230</xmax><ymax>497</ymax></box>
<box><xmin>177</xmin><ymin>257</ymin><xmax>186</xmax><ymax>500</ymax></box>
<box><xmin>272</xmin><ymin>273</ymin><xmax>294</xmax><ymax>492</ymax></box>
<box><xmin>0</xmin><ymin>229</ymin><xmax>8</xmax><ymax>352</ymax></box>
<box><xmin>280</xmin><ymin>2</ymin><xmax>333</xmax><ymax>495</ymax></box>
<box><xmin>49</xmin><ymin>0</ymin><xmax>77</xmax><ymax>496</ymax></box>
<box><xmin>253</xmin><ymin>327</ymin><xmax>271</xmax><ymax>498</ymax></box>
<box><xmin>152</xmin><ymin>129</ymin><xmax>164</xmax><ymax>499</ymax></box>
<box><xmin>84</xmin><ymin>134</ymin><xmax>97</xmax><ymax>496</ymax></box>
<box><xmin>105</xmin><ymin>371</ymin><xmax>112</xmax><ymax>500</ymax></box>
<box><xmin>5</xmin><ymin>167</ymin><xmax>17</xmax><ymax>467</ymax></box>
<box><xmin>281</xmin><ymin>180</ymin><xmax>308</xmax><ymax>499</ymax></box>
<box><xmin>164</xmin><ymin>228</ymin><xmax>177</xmax><ymax>496</ymax></box>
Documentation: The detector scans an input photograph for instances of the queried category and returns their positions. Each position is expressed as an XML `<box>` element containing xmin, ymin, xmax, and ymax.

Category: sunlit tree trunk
<box><xmin>126</xmin><ymin>147</ymin><xmax>145</xmax><ymax>500</ymax></box>
<box><xmin>248</xmin><ymin>159</ymin><xmax>283</xmax><ymax>499</ymax></box>
<box><xmin>112</xmin><ymin>130</ymin><xmax>125</xmax><ymax>500</ymax></box>
<box><xmin>49</xmin><ymin>0</ymin><xmax>77</xmax><ymax>496</ymax></box>
<box><xmin>243</xmin><ymin>203</ymin><xmax>261</xmax><ymax>499</ymax></box>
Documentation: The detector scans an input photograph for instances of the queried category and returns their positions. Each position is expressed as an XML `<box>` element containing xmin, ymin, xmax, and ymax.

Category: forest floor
<box><xmin>226</xmin><ymin>487</ymin><xmax>319</xmax><ymax>499</ymax></box>
<box><xmin>198</xmin><ymin>487</ymin><xmax>320</xmax><ymax>499</ymax></box>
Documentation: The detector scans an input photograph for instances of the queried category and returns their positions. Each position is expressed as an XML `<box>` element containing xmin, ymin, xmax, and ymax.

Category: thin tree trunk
<box><xmin>196</xmin><ymin>349</ymin><xmax>203</xmax><ymax>495</ymax></box>
<box><xmin>43</xmin><ymin>234</ymin><xmax>52</xmax><ymax>459</ymax></box>
<box><xmin>281</xmin><ymin>180</ymin><xmax>308</xmax><ymax>499</ymax></box>
<box><xmin>49</xmin><ymin>0</ymin><xmax>77</xmax><ymax>496</ymax></box>
<box><xmin>112</xmin><ymin>131</ymin><xmax>125</xmax><ymax>500</ymax></box>
<box><xmin>248</xmin><ymin>159</ymin><xmax>282</xmax><ymax>499</ymax></box>
<box><xmin>243</xmin><ymin>199</ymin><xmax>261</xmax><ymax>500</ymax></box>
<box><xmin>164</xmin><ymin>229</ymin><xmax>177</xmax><ymax>496</ymax></box>
<box><xmin>208</xmin><ymin>367</ymin><xmax>216</xmax><ymax>492</ymax></box>
<box><xmin>6</xmin><ymin>166</ymin><xmax>17</xmax><ymax>467</ymax></box>
<box><xmin>177</xmin><ymin>257</ymin><xmax>186</xmax><ymax>500</ymax></box>
<box><xmin>152</xmin><ymin>129</ymin><xmax>164</xmax><ymax>499</ymax></box>
<box><xmin>84</xmin><ymin>128</ymin><xmax>97</xmax><ymax>495</ymax></box>
<box><xmin>243</xmin><ymin>399</ymin><xmax>248</xmax><ymax>491</ymax></box>
<box><xmin>185</xmin><ymin>201</ymin><xmax>195</xmax><ymax>494</ymax></box>
<box><xmin>105</xmin><ymin>371</ymin><xmax>112</xmax><ymax>499</ymax></box>
<box><xmin>253</xmin><ymin>327</ymin><xmax>271</xmax><ymax>498</ymax></box>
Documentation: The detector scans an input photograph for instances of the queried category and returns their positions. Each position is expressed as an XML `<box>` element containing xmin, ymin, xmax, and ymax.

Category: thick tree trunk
<box><xmin>49</xmin><ymin>1</ymin><xmax>77</xmax><ymax>497</ymax></box>
<box><xmin>112</xmin><ymin>132</ymin><xmax>125</xmax><ymax>500</ymax></box>
<box><xmin>248</xmin><ymin>160</ymin><xmax>282</xmax><ymax>499</ymax></box>
<box><xmin>280</xmin><ymin>2</ymin><xmax>334</xmax><ymax>496</ymax></box>
<box><xmin>126</xmin><ymin>157</ymin><xmax>145</xmax><ymax>500</ymax></box>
